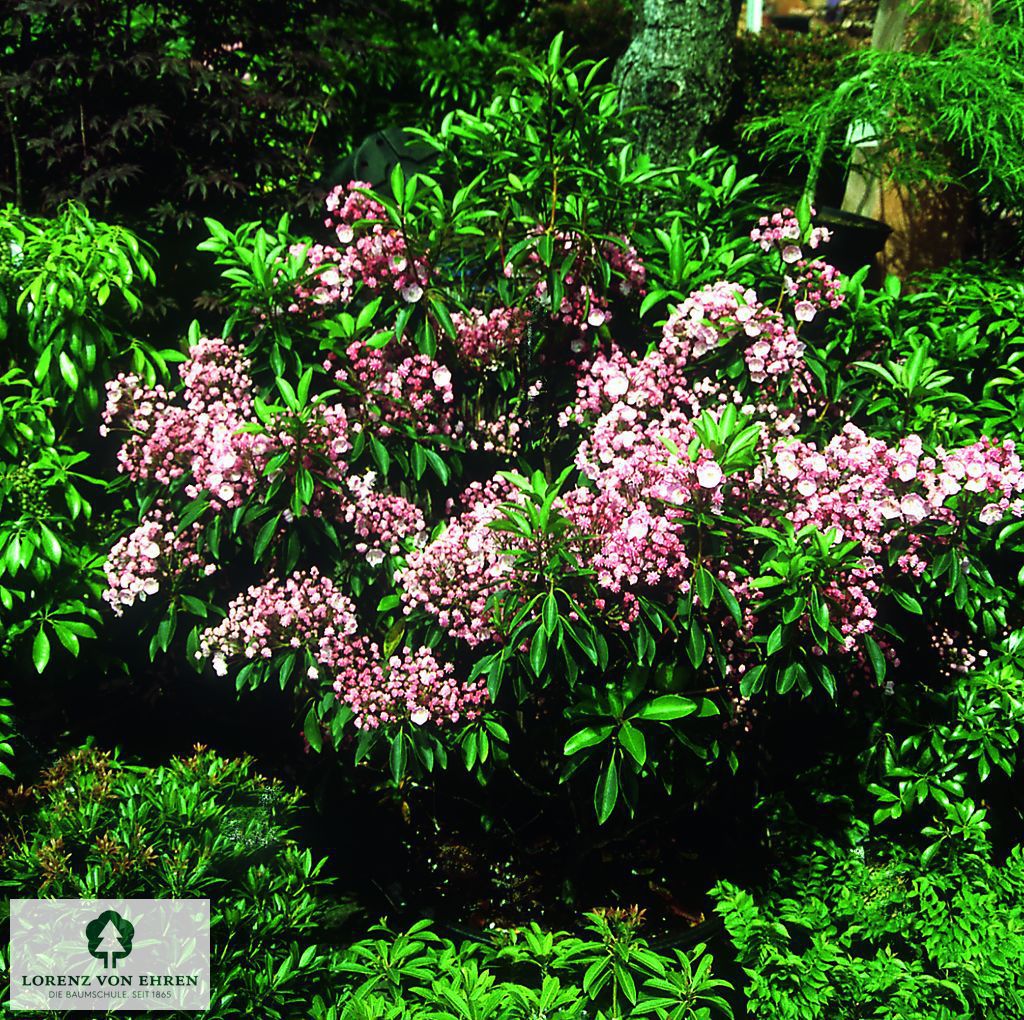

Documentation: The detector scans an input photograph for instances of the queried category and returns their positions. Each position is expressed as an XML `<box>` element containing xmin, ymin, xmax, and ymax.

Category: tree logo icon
<box><xmin>85</xmin><ymin>910</ymin><xmax>135</xmax><ymax>969</ymax></box>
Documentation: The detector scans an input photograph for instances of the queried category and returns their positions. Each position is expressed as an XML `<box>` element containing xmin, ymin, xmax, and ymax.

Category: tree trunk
<box><xmin>613</xmin><ymin>0</ymin><xmax>735</xmax><ymax>166</ymax></box>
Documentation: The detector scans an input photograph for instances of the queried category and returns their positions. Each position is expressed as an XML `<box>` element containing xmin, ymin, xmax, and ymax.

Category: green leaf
<box><xmin>58</xmin><ymin>350</ymin><xmax>79</xmax><ymax>391</ymax></box>
<box><xmin>32</xmin><ymin>627</ymin><xmax>50</xmax><ymax>674</ymax></box>
<box><xmin>893</xmin><ymin>590</ymin><xmax>923</xmax><ymax>615</ymax></box>
<box><xmin>369</xmin><ymin>434</ymin><xmax>390</xmax><ymax>476</ymax></box>
<box><xmin>564</xmin><ymin>725</ymin><xmax>614</xmax><ymax>756</ymax></box>
<box><xmin>389</xmin><ymin>733</ymin><xmax>407</xmax><ymax>782</ymax></box>
<box><xmin>177</xmin><ymin>498</ymin><xmax>210</xmax><ymax>532</ymax></box>
<box><xmin>51</xmin><ymin>621</ymin><xmax>79</xmax><ymax>657</ymax></box>
<box><xmin>429</xmin><ymin>298</ymin><xmax>456</xmax><ymax>339</ymax></box>
<box><xmin>303</xmin><ymin>706</ymin><xmax>323</xmax><ymax>753</ymax></box>
<box><xmin>38</xmin><ymin>523</ymin><xmax>61</xmax><ymax>564</ymax></box>
<box><xmin>594</xmin><ymin>758</ymin><xmax>619</xmax><ymax>824</ymax></box>
<box><xmin>34</xmin><ymin>344</ymin><xmax>53</xmax><ymax>384</ymax></box>
<box><xmin>694</xmin><ymin>566</ymin><xmax>714</xmax><ymax>608</ymax></box>
<box><xmin>686</xmin><ymin>620</ymin><xmax>706</xmax><ymax>668</ymax></box>
<box><xmin>529</xmin><ymin>626</ymin><xmax>548</xmax><ymax>676</ymax></box>
<box><xmin>422</xmin><ymin>448</ymin><xmax>449</xmax><ymax>484</ymax></box>
<box><xmin>635</xmin><ymin>695</ymin><xmax>697</xmax><ymax>722</ymax></box>
<box><xmin>253</xmin><ymin>514</ymin><xmax>280</xmax><ymax>561</ymax></box>
<box><xmin>542</xmin><ymin>593</ymin><xmax>558</xmax><ymax>636</ymax></box>
<box><xmin>739</xmin><ymin>664</ymin><xmax>766</xmax><ymax>697</ymax></box>
<box><xmin>618</xmin><ymin>722</ymin><xmax>647</xmax><ymax>767</ymax></box>
<box><xmin>777</xmin><ymin>662</ymin><xmax>800</xmax><ymax>695</ymax></box>
<box><xmin>864</xmin><ymin>634</ymin><xmax>887</xmax><ymax>683</ymax></box>
<box><xmin>713</xmin><ymin>576</ymin><xmax>743</xmax><ymax>628</ymax></box>
<box><xmin>295</xmin><ymin>467</ymin><xmax>314</xmax><ymax>507</ymax></box>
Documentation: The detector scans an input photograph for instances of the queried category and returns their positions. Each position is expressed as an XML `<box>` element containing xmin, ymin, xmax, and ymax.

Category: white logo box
<box><xmin>9</xmin><ymin>898</ymin><xmax>210</xmax><ymax>1012</ymax></box>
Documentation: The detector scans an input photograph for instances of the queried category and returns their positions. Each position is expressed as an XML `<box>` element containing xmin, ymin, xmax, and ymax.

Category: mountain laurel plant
<box><xmin>100</xmin><ymin>40</ymin><xmax>1024</xmax><ymax>824</ymax></box>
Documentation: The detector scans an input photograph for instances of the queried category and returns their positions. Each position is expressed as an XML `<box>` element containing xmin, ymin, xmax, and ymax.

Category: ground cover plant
<box><xmin>2</xmin><ymin>16</ymin><xmax>1024</xmax><ymax>1020</ymax></box>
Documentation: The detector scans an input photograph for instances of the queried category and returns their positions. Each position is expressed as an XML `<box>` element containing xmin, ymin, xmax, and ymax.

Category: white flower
<box><xmin>400</xmin><ymin>283</ymin><xmax>424</xmax><ymax>303</ymax></box>
<box><xmin>696</xmin><ymin>461</ymin><xmax>723</xmax><ymax>489</ymax></box>
<box><xmin>782</xmin><ymin>245</ymin><xmax>802</xmax><ymax>264</ymax></box>
<box><xmin>141</xmin><ymin>541</ymin><xmax>161</xmax><ymax>559</ymax></box>
<box><xmin>212</xmin><ymin>654</ymin><xmax>228</xmax><ymax>677</ymax></box>
<box><xmin>604</xmin><ymin>375</ymin><xmax>629</xmax><ymax>399</ymax></box>
<box><xmin>432</xmin><ymin>365</ymin><xmax>452</xmax><ymax>389</ymax></box>
<box><xmin>776</xmin><ymin>450</ymin><xmax>800</xmax><ymax>481</ymax></box>
<box><xmin>365</xmin><ymin>549</ymin><xmax>385</xmax><ymax>566</ymax></box>
<box><xmin>794</xmin><ymin>301</ymin><xmax>816</xmax><ymax>322</ymax></box>
<box><xmin>410</xmin><ymin>708</ymin><xmax>430</xmax><ymax>726</ymax></box>
<box><xmin>900</xmin><ymin>493</ymin><xmax>928</xmax><ymax>523</ymax></box>
<box><xmin>625</xmin><ymin>516</ymin><xmax>649</xmax><ymax>541</ymax></box>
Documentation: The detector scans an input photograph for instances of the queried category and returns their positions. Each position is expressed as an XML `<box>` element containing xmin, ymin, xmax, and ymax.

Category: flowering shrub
<box><xmin>102</xmin><ymin>43</ymin><xmax>1024</xmax><ymax>824</ymax></box>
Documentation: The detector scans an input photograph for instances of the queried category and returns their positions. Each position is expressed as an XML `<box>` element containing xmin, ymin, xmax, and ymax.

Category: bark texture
<box><xmin>613</xmin><ymin>0</ymin><xmax>735</xmax><ymax>166</ymax></box>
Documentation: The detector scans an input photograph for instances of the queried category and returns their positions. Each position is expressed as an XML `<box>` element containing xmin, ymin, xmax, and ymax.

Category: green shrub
<box><xmin>0</xmin><ymin>202</ymin><xmax>164</xmax><ymax>421</ymax></box>
<box><xmin>715</xmin><ymin>829</ymin><xmax>1024</xmax><ymax>1019</ymax></box>
<box><xmin>0</xmin><ymin>202</ymin><xmax>175</xmax><ymax>776</ymax></box>
<box><xmin>318</xmin><ymin>910</ymin><xmax>733</xmax><ymax>1020</ymax></box>
<box><xmin>0</xmin><ymin>745</ymin><xmax>341</xmax><ymax>1018</ymax></box>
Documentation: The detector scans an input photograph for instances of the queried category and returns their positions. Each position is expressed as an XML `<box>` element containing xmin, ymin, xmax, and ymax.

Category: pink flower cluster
<box><xmin>289</xmin><ymin>242</ymin><xmax>353</xmax><ymax>313</ymax></box>
<box><xmin>667</xmin><ymin>281</ymin><xmax>811</xmax><ymax>390</ymax></box>
<box><xmin>101</xmin><ymin>338</ymin><xmax>254</xmax><ymax>492</ymax></box>
<box><xmin>290</xmin><ymin>181</ymin><xmax>430</xmax><ymax>316</ymax></box>
<box><xmin>451</xmin><ymin>306</ymin><xmax>526</xmax><ymax>368</ymax></box>
<box><xmin>750</xmin><ymin>207</ymin><xmax>832</xmax><ymax>258</ymax></box>
<box><xmin>102</xmin><ymin>338</ymin><xmax>433</xmax><ymax>602</ymax></box>
<box><xmin>340</xmin><ymin>471</ymin><xmax>427</xmax><ymax>564</ymax></box>
<box><xmin>603</xmin><ymin>235</ymin><xmax>647</xmax><ymax>297</ymax></box>
<box><xmin>784</xmin><ymin>258</ymin><xmax>844</xmax><ymax>322</ymax></box>
<box><xmin>568</xmin><ymin>406</ymin><xmax>702</xmax><ymax>602</ymax></box>
<box><xmin>104</xmin><ymin>506</ymin><xmax>211</xmax><ymax>615</ymax></box>
<box><xmin>931</xmin><ymin>439</ymin><xmax>1024</xmax><ymax>521</ymax></box>
<box><xmin>766</xmin><ymin>425</ymin><xmax>1024</xmax><ymax>647</ymax></box>
<box><xmin>333</xmin><ymin>339</ymin><xmax>456</xmax><ymax>437</ymax></box>
<box><xmin>336</xmin><ymin>643</ymin><xmax>487</xmax><ymax>730</ymax></box>
<box><xmin>103</xmin><ymin>337</ymin><xmax>351</xmax><ymax>514</ymax></box>
<box><xmin>561</xmin><ymin>307</ymin><xmax>809</xmax><ymax>437</ymax></box>
<box><xmin>396</xmin><ymin>478</ymin><xmax>520</xmax><ymax>646</ymax></box>
<box><xmin>197</xmin><ymin>567</ymin><xmax>359</xmax><ymax>677</ymax></box>
<box><xmin>197</xmin><ymin>568</ymin><xmax>485</xmax><ymax>729</ymax></box>
<box><xmin>513</xmin><ymin>230</ymin><xmax>646</xmax><ymax>334</ymax></box>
